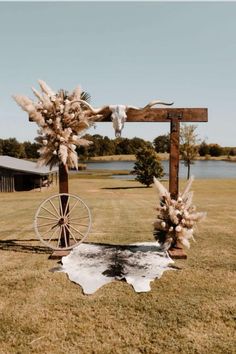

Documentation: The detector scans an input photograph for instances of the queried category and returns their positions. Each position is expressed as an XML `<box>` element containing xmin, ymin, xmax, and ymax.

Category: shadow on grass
<box><xmin>0</xmin><ymin>239</ymin><xmax>51</xmax><ymax>254</ymax></box>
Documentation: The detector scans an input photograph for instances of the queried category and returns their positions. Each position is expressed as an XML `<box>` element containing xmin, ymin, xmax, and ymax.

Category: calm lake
<box><xmin>86</xmin><ymin>160</ymin><xmax>236</xmax><ymax>179</ymax></box>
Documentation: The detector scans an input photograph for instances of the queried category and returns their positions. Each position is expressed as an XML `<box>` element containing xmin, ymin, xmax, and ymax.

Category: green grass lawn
<box><xmin>0</xmin><ymin>177</ymin><xmax>235</xmax><ymax>354</ymax></box>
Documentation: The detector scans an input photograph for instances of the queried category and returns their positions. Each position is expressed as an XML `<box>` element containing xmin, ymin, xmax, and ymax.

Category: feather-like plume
<box><xmin>13</xmin><ymin>95</ymin><xmax>34</xmax><ymax>112</ymax></box>
<box><xmin>58</xmin><ymin>144</ymin><xmax>68</xmax><ymax>166</ymax></box>
<box><xmin>38</xmin><ymin>80</ymin><xmax>55</xmax><ymax>97</ymax></box>
<box><xmin>31</xmin><ymin>87</ymin><xmax>43</xmax><ymax>102</ymax></box>
<box><xmin>14</xmin><ymin>80</ymin><xmax>104</xmax><ymax>169</ymax></box>
<box><xmin>181</xmin><ymin>176</ymin><xmax>194</xmax><ymax>199</ymax></box>
<box><xmin>71</xmin><ymin>86</ymin><xmax>82</xmax><ymax>100</ymax></box>
<box><xmin>153</xmin><ymin>178</ymin><xmax>206</xmax><ymax>250</ymax></box>
<box><xmin>153</xmin><ymin>177</ymin><xmax>169</xmax><ymax>198</ymax></box>
<box><xmin>183</xmin><ymin>191</ymin><xmax>194</xmax><ymax>209</ymax></box>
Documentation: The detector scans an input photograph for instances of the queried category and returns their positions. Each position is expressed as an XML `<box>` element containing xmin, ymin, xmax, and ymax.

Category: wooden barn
<box><xmin>0</xmin><ymin>156</ymin><xmax>58</xmax><ymax>192</ymax></box>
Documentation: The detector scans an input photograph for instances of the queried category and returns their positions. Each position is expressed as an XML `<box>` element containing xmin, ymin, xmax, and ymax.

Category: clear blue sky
<box><xmin>0</xmin><ymin>1</ymin><xmax>235</xmax><ymax>145</ymax></box>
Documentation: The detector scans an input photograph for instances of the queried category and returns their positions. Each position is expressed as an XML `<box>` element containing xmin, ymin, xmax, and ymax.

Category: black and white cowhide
<box><xmin>57</xmin><ymin>242</ymin><xmax>174</xmax><ymax>294</ymax></box>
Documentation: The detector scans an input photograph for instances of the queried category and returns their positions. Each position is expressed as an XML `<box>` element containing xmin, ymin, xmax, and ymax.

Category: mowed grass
<box><xmin>0</xmin><ymin>177</ymin><xmax>235</xmax><ymax>354</ymax></box>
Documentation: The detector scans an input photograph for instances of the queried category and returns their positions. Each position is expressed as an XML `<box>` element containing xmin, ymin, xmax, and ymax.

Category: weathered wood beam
<box><xmin>100</xmin><ymin>108</ymin><xmax>208</xmax><ymax>123</ymax></box>
<box><xmin>59</xmin><ymin>163</ymin><xmax>68</xmax><ymax>194</ymax></box>
<box><xmin>169</xmin><ymin>117</ymin><xmax>180</xmax><ymax>199</ymax></box>
<box><xmin>59</xmin><ymin>163</ymin><xmax>69</xmax><ymax>247</ymax></box>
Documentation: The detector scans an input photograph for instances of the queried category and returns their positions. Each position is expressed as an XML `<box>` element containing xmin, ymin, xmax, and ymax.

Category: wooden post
<box><xmin>168</xmin><ymin>113</ymin><xmax>182</xmax><ymax>199</ymax></box>
<box><xmin>59</xmin><ymin>163</ymin><xmax>68</xmax><ymax>194</ymax></box>
<box><xmin>59</xmin><ymin>163</ymin><xmax>69</xmax><ymax>247</ymax></box>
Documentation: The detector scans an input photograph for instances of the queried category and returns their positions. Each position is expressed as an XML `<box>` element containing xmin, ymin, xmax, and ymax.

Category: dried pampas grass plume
<box><xmin>13</xmin><ymin>80</ymin><xmax>103</xmax><ymax>169</ymax></box>
<box><xmin>153</xmin><ymin>176</ymin><xmax>206</xmax><ymax>250</ymax></box>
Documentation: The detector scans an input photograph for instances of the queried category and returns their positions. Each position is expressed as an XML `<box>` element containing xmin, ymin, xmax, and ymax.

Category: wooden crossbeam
<box><xmin>100</xmin><ymin>108</ymin><xmax>208</xmax><ymax>123</ymax></box>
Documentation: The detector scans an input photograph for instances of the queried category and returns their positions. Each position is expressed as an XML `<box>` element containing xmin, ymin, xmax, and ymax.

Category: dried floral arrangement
<box><xmin>153</xmin><ymin>176</ymin><xmax>206</xmax><ymax>250</ymax></box>
<box><xmin>13</xmin><ymin>80</ymin><xmax>103</xmax><ymax>169</ymax></box>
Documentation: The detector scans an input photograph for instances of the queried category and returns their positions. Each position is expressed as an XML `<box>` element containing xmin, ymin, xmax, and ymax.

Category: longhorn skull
<box><xmin>76</xmin><ymin>100</ymin><xmax>174</xmax><ymax>137</ymax></box>
<box><xmin>109</xmin><ymin>105</ymin><xmax>127</xmax><ymax>137</ymax></box>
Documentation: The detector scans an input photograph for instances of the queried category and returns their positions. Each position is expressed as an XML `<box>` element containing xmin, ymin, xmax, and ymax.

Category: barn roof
<box><xmin>0</xmin><ymin>156</ymin><xmax>58</xmax><ymax>175</ymax></box>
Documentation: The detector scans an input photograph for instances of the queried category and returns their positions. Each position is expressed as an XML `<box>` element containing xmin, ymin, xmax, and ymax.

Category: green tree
<box><xmin>129</xmin><ymin>137</ymin><xmax>152</xmax><ymax>152</ymax></box>
<box><xmin>2</xmin><ymin>138</ymin><xmax>25</xmax><ymax>158</ymax></box>
<box><xmin>153</xmin><ymin>134</ymin><xmax>170</xmax><ymax>153</ymax></box>
<box><xmin>180</xmin><ymin>125</ymin><xmax>199</xmax><ymax>179</ymax></box>
<box><xmin>0</xmin><ymin>139</ymin><xmax>3</xmax><ymax>155</ymax></box>
<box><xmin>131</xmin><ymin>147</ymin><xmax>164</xmax><ymax>187</ymax></box>
<box><xmin>198</xmin><ymin>141</ymin><xmax>210</xmax><ymax>156</ymax></box>
<box><xmin>115</xmin><ymin>138</ymin><xmax>135</xmax><ymax>155</ymax></box>
<box><xmin>100</xmin><ymin>136</ymin><xmax>116</xmax><ymax>156</ymax></box>
<box><xmin>209</xmin><ymin>144</ymin><xmax>223</xmax><ymax>157</ymax></box>
<box><xmin>23</xmin><ymin>141</ymin><xmax>40</xmax><ymax>159</ymax></box>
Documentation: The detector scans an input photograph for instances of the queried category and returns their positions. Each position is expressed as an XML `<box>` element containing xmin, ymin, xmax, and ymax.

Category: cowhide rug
<box><xmin>55</xmin><ymin>242</ymin><xmax>175</xmax><ymax>294</ymax></box>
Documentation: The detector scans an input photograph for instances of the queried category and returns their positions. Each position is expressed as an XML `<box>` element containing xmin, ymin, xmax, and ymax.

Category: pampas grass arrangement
<box><xmin>13</xmin><ymin>80</ymin><xmax>102</xmax><ymax>170</ymax></box>
<box><xmin>153</xmin><ymin>176</ymin><xmax>206</xmax><ymax>250</ymax></box>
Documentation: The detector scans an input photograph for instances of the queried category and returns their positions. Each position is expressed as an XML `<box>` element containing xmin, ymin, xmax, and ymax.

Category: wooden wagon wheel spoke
<box><xmin>41</xmin><ymin>206</ymin><xmax>59</xmax><ymax>219</ymax></box>
<box><xmin>40</xmin><ymin>225</ymin><xmax>59</xmax><ymax>238</ymax></box>
<box><xmin>37</xmin><ymin>215</ymin><xmax>59</xmax><ymax>221</ymax></box>
<box><xmin>63</xmin><ymin>195</ymin><xmax>70</xmax><ymax>217</ymax></box>
<box><xmin>68</xmin><ymin>223</ymin><xmax>86</xmax><ymax>239</ymax></box>
<box><xmin>37</xmin><ymin>221</ymin><xmax>59</xmax><ymax>228</ymax></box>
<box><xmin>34</xmin><ymin>193</ymin><xmax>92</xmax><ymax>250</ymax></box>
<box><xmin>49</xmin><ymin>199</ymin><xmax>61</xmax><ymax>218</ymax></box>
<box><xmin>62</xmin><ymin>225</ymin><xmax>68</xmax><ymax>248</ymax></box>
<box><xmin>57</xmin><ymin>226</ymin><xmax>63</xmax><ymax>248</ymax></box>
<box><xmin>58</xmin><ymin>195</ymin><xmax>64</xmax><ymax>219</ymax></box>
<box><xmin>70</xmin><ymin>216</ymin><xmax>89</xmax><ymax>221</ymax></box>
<box><xmin>64</xmin><ymin>224</ymin><xmax>78</xmax><ymax>244</ymax></box>
<box><xmin>65</xmin><ymin>199</ymin><xmax>80</xmax><ymax>218</ymax></box>
<box><xmin>68</xmin><ymin>221</ymin><xmax>89</xmax><ymax>227</ymax></box>
<box><xmin>48</xmin><ymin>224</ymin><xmax>60</xmax><ymax>243</ymax></box>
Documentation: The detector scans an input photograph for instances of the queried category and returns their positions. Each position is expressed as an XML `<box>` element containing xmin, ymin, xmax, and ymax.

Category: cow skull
<box><xmin>76</xmin><ymin>99</ymin><xmax>174</xmax><ymax>137</ymax></box>
<box><xmin>109</xmin><ymin>105</ymin><xmax>127</xmax><ymax>137</ymax></box>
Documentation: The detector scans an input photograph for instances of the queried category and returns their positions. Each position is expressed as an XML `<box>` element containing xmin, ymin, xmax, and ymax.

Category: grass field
<box><xmin>0</xmin><ymin>177</ymin><xmax>235</xmax><ymax>354</ymax></box>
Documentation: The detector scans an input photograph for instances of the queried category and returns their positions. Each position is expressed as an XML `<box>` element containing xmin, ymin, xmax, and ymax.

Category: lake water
<box><xmin>86</xmin><ymin>160</ymin><xmax>236</xmax><ymax>179</ymax></box>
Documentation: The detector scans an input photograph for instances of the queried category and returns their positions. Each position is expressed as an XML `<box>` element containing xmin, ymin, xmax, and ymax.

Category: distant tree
<box><xmin>131</xmin><ymin>147</ymin><xmax>164</xmax><ymax>187</ymax></box>
<box><xmin>0</xmin><ymin>139</ymin><xmax>3</xmax><ymax>155</ymax></box>
<box><xmin>209</xmin><ymin>144</ymin><xmax>223</xmax><ymax>157</ymax></box>
<box><xmin>153</xmin><ymin>134</ymin><xmax>170</xmax><ymax>153</ymax></box>
<box><xmin>115</xmin><ymin>137</ymin><xmax>151</xmax><ymax>155</ymax></box>
<box><xmin>229</xmin><ymin>148</ymin><xmax>236</xmax><ymax>156</ymax></box>
<box><xmin>75</xmin><ymin>134</ymin><xmax>159</xmax><ymax>159</ymax></box>
<box><xmin>130</xmin><ymin>137</ymin><xmax>152</xmax><ymax>152</ymax></box>
<box><xmin>180</xmin><ymin>125</ymin><xmax>199</xmax><ymax>179</ymax></box>
<box><xmin>115</xmin><ymin>138</ymin><xmax>134</xmax><ymax>155</ymax></box>
<box><xmin>198</xmin><ymin>141</ymin><xmax>210</xmax><ymax>156</ymax></box>
<box><xmin>2</xmin><ymin>138</ymin><xmax>25</xmax><ymax>158</ymax></box>
<box><xmin>23</xmin><ymin>141</ymin><xmax>40</xmax><ymax>159</ymax></box>
<box><xmin>100</xmin><ymin>136</ymin><xmax>116</xmax><ymax>156</ymax></box>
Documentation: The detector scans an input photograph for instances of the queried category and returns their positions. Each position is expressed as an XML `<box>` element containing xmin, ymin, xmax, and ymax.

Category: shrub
<box><xmin>131</xmin><ymin>147</ymin><xmax>164</xmax><ymax>187</ymax></box>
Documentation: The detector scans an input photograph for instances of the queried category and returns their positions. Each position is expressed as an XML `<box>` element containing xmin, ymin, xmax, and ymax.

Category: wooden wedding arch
<box><xmin>14</xmin><ymin>83</ymin><xmax>208</xmax><ymax>256</ymax></box>
<box><xmin>54</xmin><ymin>106</ymin><xmax>208</xmax><ymax>257</ymax></box>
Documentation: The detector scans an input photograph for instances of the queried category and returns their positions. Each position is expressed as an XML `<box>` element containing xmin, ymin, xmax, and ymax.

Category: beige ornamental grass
<box><xmin>13</xmin><ymin>80</ymin><xmax>103</xmax><ymax>170</ymax></box>
<box><xmin>153</xmin><ymin>176</ymin><xmax>206</xmax><ymax>250</ymax></box>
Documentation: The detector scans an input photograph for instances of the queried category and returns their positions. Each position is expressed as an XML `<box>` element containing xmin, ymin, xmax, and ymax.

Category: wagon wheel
<box><xmin>34</xmin><ymin>193</ymin><xmax>92</xmax><ymax>250</ymax></box>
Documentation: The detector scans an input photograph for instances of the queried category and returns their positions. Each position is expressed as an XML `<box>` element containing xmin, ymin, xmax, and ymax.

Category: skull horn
<box><xmin>71</xmin><ymin>99</ymin><xmax>108</xmax><ymax>114</ymax></box>
<box><xmin>143</xmin><ymin>100</ymin><xmax>174</xmax><ymax>109</ymax></box>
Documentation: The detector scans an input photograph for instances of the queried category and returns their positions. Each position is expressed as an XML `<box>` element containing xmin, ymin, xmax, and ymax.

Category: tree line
<box><xmin>153</xmin><ymin>134</ymin><xmax>236</xmax><ymax>157</ymax></box>
<box><xmin>0</xmin><ymin>134</ymin><xmax>235</xmax><ymax>160</ymax></box>
<box><xmin>0</xmin><ymin>135</ymin><xmax>152</xmax><ymax>160</ymax></box>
